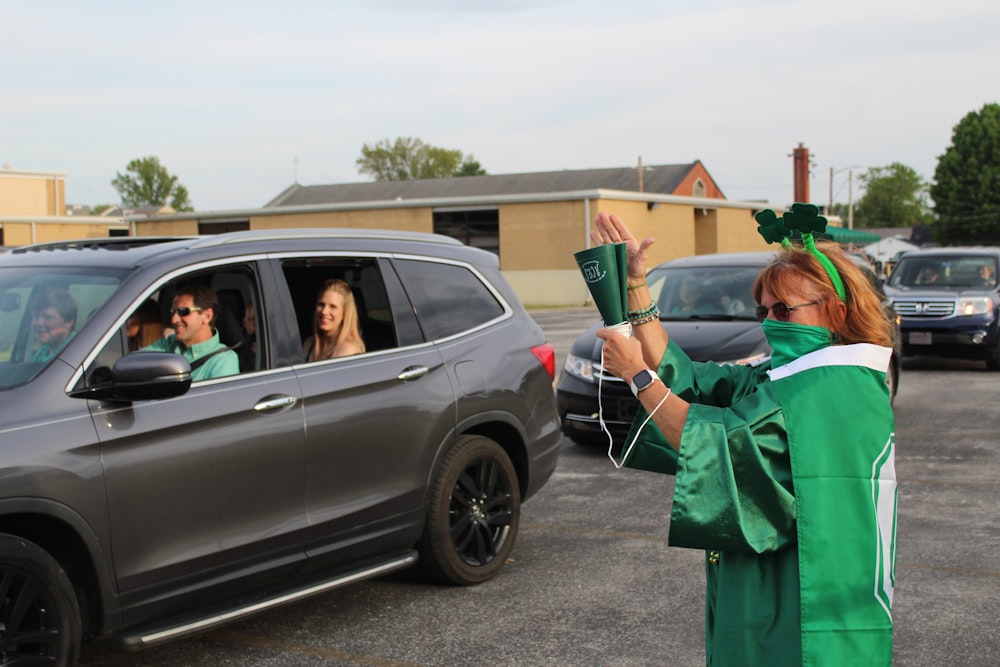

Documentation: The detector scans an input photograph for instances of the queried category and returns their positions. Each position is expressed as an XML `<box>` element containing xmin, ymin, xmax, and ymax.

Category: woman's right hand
<box><xmin>590</xmin><ymin>211</ymin><xmax>656</xmax><ymax>281</ymax></box>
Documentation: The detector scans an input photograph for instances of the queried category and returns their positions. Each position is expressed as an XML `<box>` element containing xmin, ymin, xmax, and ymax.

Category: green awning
<box><xmin>821</xmin><ymin>226</ymin><xmax>880</xmax><ymax>244</ymax></box>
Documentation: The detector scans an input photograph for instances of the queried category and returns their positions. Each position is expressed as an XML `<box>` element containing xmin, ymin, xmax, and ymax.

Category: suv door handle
<box><xmin>398</xmin><ymin>366</ymin><xmax>429</xmax><ymax>381</ymax></box>
<box><xmin>253</xmin><ymin>395</ymin><xmax>299</xmax><ymax>412</ymax></box>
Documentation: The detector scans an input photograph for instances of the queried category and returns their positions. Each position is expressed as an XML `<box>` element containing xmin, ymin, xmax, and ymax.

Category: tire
<box><xmin>986</xmin><ymin>345</ymin><xmax>1000</xmax><ymax>372</ymax></box>
<box><xmin>417</xmin><ymin>435</ymin><xmax>521</xmax><ymax>585</ymax></box>
<box><xmin>0</xmin><ymin>533</ymin><xmax>81</xmax><ymax>666</ymax></box>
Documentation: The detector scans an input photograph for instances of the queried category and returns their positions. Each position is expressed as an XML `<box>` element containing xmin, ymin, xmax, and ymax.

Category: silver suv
<box><xmin>0</xmin><ymin>230</ymin><xmax>561</xmax><ymax>663</ymax></box>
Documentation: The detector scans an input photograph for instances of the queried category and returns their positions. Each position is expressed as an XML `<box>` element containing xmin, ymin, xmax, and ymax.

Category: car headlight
<box><xmin>563</xmin><ymin>352</ymin><xmax>595</xmax><ymax>382</ymax></box>
<box><xmin>957</xmin><ymin>297</ymin><xmax>992</xmax><ymax>316</ymax></box>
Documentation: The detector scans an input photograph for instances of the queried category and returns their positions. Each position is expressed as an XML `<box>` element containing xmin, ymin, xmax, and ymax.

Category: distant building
<box><xmin>0</xmin><ymin>165</ymin><xmax>128</xmax><ymax>246</ymax></box>
<box><xmin>134</xmin><ymin>162</ymin><xmax>778</xmax><ymax>306</ymax></box>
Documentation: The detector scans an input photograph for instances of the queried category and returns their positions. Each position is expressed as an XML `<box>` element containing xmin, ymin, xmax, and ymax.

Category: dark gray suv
<box><xmin>0</xmin><ymin>230</ymin><xmax>561</xmax><ymax>664</ymax></box>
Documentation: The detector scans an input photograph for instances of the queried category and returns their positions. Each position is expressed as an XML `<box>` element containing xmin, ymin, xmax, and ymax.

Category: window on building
<box><xmin>433</xmin><ymin>209</ymin><xmax>499</xmax><ymax>258</ymax></box>
<box><xmin>198</xmin><ymin>220</ymin><xmax>250</xmax><ymax>235</ymax></box>
<box><xmin>693</xmin><ymin>179</ymin><xmax>706</xmax><ymax>198</ymax></box>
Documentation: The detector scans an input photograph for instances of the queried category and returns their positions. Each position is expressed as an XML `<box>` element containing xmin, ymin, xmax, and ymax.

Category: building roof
<box><xmin>265</xmin><ymin>162</ymin><xmax>704</xmax><ymax>208</ymax></box>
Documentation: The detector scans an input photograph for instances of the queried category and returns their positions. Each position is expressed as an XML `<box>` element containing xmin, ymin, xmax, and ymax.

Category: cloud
<box><xmin>2</xmin><ymin>0</ymin><xmax>998</xmax><ymax>210</ymax></box>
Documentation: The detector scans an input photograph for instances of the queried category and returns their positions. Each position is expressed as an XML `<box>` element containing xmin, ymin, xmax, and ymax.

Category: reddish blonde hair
<box><xmin>753</xmin><ymin>242</ymin><xmax>894</xmax><ymax>347</ymax></box>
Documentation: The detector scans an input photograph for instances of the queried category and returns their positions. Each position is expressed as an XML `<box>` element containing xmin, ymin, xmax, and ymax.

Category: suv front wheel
<box><xmin>0</xmin><ymin>533</ymin><xmax>81</xmax><ymax>665</ymax></box>
<box><xmin>417</xmin><ymin>435</ymin><xmax>520</xmax><ymax>585</ymax></box>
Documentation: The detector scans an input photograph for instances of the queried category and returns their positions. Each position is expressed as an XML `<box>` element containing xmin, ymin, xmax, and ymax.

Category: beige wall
<box><xmin>1</xmin><ymin>220</ymin><xmax>129</xmax><ymax>245</ymax></box>
<box><xmin>250</xmin><ymin>207</ymin><xmax>433</xmax><ymax>232</ymax></box>
<box><xmin>591</xmin><ymin>200</ymin><xmax>699</xmax><ymax>266</ymax></box>
<box><xmin>499</xmin><ymin>201</ymin><xmax>583</xmax><ymax>271</ymax></box>
<box><xmin>0</xmin><ymin>173</ymin><xmax>64</xmax><ymax>216</ymax></box>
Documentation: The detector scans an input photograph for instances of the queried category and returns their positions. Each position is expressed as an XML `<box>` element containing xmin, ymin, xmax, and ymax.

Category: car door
<box><xmin>87</xmin><ymin>261</ymin><xmax>309</xmax><ymax>601</ymax></box>
<box><xmin>277</xmin><ymin>255</ymin><xmax>458</xmax><ymax>559</ymax></box>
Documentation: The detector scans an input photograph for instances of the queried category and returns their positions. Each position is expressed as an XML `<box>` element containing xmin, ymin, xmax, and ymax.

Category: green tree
<box><xmin>111</xmin><ymin>156</ymin><xmax>193</xmax><ymax>211</ymax></box>
<box><xmin>454</xmin><ymin>158</ymin><xmax>487</xmax><ymax>177</ymax></box>
<box><xmin>930</xmin><ymin>103</ymin><xmax>1000</xmax><ymax>245</ymax></box>
<box><xmin>356</xmin><ymin>137</ymin><xmax>486</xmax><ymax>181</ymax></box>
<box><xmin>852</xmin><ymin>162</ymin><xmax>933</xmax><ymax>228</ymax></box>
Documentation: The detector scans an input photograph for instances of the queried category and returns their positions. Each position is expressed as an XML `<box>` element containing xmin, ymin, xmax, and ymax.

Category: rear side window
<box><xmin>392</xmin><ymin>259</ymin><xmax>505</xmax><ymax>339</ymax></box>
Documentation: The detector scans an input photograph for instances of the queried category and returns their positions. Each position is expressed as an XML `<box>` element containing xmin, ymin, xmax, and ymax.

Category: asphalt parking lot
<box><xmin>79</xmin><ymin>306</ymin><xmax>1000</xmax><ymax>666</ymax></box>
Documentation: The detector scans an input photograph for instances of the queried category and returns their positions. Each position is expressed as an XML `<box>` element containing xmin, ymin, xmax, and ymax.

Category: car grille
<box><xmin>891</xmin><ymin>299</ymin><xmax>956</xmax><ymax>317</ymax></box>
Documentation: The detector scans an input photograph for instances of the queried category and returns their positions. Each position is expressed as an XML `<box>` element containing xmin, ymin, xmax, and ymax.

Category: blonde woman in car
<box><xmin>302</xmin><ymin>279</ymin><xmax>365</xmax><ymax>360</ymax></box>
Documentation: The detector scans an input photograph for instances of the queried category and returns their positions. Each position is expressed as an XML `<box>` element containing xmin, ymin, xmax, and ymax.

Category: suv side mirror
<box><xmin>70</xmin><ymin>352</ymin><xmax>192</xmax><ymax>402</ymax></box>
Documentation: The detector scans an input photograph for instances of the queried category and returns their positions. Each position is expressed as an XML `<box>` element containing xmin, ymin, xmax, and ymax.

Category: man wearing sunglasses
<box><xmin>142</xmin><ymin>284</ymin><xmax>239</xmax><ymax>381</ymax></box>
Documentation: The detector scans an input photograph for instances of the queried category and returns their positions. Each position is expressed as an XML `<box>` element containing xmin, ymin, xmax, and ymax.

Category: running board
<box><xmin>115</xmin><ymin>551</ymin><xmax>418</xmax><ymax>650</ymax></box>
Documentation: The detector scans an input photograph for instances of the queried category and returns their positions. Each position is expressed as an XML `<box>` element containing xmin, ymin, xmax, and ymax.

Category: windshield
<box><xmin>0</xmin><ymin>267</ymin><xmax>125</xmax><ymax>389</ymax></box>
<box><xmin>888</xmin><ymin>256</ymin><xmax>998</xmax><ymax>289</ymax></box>
<box><xmin>647</xmin><ymin>264</ymin><xmax>762</xmax><ymax>321</ymax></box>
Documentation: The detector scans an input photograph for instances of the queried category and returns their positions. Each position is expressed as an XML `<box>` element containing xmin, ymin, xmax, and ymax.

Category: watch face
<box><xmin>632</xmin><ymin>370</ymin><xmax>655</xmax><ymax>392</ymax></box>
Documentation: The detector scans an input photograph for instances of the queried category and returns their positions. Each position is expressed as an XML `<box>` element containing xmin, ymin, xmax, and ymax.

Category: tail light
<box><xmin>531</xmin><ymin>343</ymin><xmax>556</xmax><ymax>381</ymax></box>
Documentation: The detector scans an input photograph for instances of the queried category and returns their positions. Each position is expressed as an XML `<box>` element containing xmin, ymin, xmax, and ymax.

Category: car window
<box><xmin>81</xmin><ymin>263</ymin><xmax>263</xmax><ymax>391</ymax></box>
<box><xmin>280</xmin><ymin>257</ymin><xmax>398</xmax><ymax>361</ymax></box>
<box><xmin>648</xmin><ymin>265</ymin><xmax>759</xmax><ymax>320</ymax></box>
<box><xmin>889</xmin><ymin>256</ymin><xmax>999</xmax><ymax>288</ymax></box>
<box><xmin>391</xmin><ymin>258</ymin><xmax>506</xmax><ymax>339</ymax></box>
<box><xmin>0</xmin><ymin>267</ymin><xmax>126</xmax><ymax>389</ymax></box>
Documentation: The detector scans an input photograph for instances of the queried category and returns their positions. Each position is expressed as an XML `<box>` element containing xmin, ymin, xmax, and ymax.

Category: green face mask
<box><xmin>761</xmin><ymin>319</ymin><xmax>833</xmax><ymax>367</ymax></box>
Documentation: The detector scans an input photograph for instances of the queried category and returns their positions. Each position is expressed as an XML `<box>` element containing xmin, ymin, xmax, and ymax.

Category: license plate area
<box><xmin>909</xmin><ymin>331</ymin><xmax>933</xmax><ymax>345</ymax></box>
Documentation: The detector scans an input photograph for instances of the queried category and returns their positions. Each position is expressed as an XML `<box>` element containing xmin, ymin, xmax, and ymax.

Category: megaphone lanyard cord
<box><xmin>600</xmin><ymin>345</ymin><xmax>671</xmax><ymax>469</ymax></box>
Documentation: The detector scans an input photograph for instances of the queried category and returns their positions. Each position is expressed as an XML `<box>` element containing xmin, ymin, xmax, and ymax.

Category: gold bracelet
<box><xmin>627</xmin><ymin>280</ymin><xmax>647</xmax><ymax>291</ymax></box>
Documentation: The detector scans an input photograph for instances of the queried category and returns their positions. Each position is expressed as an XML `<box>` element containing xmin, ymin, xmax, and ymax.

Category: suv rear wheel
<box><xmin>0</xmin><ymin>534</ymin><xmax>81</xmax><ymax>665</ymax></box>
<box><xmin>417</xmin><ymin>435</ymin><xmax>520</xmax><ymax>585</ymax></box>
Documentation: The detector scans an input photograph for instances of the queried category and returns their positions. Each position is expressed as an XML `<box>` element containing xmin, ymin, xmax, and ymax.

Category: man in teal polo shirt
<box><xmin>144</xmin><ymin>285</ymin><xmax>238</xmax><ymax>381</ymax></box>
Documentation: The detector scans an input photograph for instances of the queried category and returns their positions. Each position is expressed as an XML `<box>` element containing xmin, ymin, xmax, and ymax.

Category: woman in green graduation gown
<box><xmin>595</xmin><ymin>204</ymin><xmax>897</xmax><ymax>666</ymax></box>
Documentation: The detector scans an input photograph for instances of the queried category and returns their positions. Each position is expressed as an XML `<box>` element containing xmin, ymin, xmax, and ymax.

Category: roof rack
<box><xmin>11</xmin><ymin>237</ymin><xmax>193</xmax><ymax>254</ymax></box>
<box><xmin>189</xmin><ymin>228</ymin><xmax>463</xmax><ymax>249</ymax></box>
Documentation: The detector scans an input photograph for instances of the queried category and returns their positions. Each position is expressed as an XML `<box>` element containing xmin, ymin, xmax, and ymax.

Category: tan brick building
<box><xmin>0</xmin><ymin>167</ymin><xmax>129</xmax><ymax>246</ymax></box>
<box><xmin>133</xmin><ymin>162</ymin><xmax>776</xmax><ymax>306</ymax></box>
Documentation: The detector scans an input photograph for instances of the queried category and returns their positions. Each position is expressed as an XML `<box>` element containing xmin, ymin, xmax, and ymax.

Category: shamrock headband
<box><xmin>754</xmin><ymin>202</ymin><xmax>847</xmax><ymax>302</ymax></box>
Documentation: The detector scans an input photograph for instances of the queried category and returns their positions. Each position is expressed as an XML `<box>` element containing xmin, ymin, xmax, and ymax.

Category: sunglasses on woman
<box><xmin>755</xmin><ymin>300</ymin><xmax>821</xmax><ymax>322</ymax></box>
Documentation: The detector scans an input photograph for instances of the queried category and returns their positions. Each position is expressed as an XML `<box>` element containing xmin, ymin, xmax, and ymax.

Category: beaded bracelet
<box><xmin>630</xmin><ymin>312</ymin><xmax>660</xmax><ymax>326</ymax></box>
<box><xmin>627</xmin><ymin>301</ymin><xmax>658</xmax><ymax>320</ymax></box>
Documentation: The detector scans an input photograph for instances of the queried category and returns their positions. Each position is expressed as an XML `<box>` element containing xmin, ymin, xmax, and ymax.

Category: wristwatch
<box><xmin>629</xmin><ymin>369</ymin><xmax>658</xmax><ymax>397</ymax></box>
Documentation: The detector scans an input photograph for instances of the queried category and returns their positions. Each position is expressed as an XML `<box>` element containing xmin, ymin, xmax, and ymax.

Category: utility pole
<box><xmin>828</xmin><ymin>167</ymin><xmax>834</xmax><ymax>215</ymax></box>
<box><xmin>848</xmin><ymin>170</ymin><xmax>855</xmax><ymax>229</ymax></box>
<box><xmin>293</xmin><ymin>156</ymin><xmax>300</xmax><ymax>184</ymax></box>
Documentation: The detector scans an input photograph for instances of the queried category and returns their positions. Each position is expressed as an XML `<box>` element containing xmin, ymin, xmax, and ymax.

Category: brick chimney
<box><xmin>792</xmin><ymin>143</ymin><xmax>810</xmax><ymax>203</ymax></box>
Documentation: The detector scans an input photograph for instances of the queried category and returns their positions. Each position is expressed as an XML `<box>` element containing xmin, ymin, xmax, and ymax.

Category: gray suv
<box><xmin>0</xmin><ymin>230</ymin><xmax>561</xmax><ymax>664</ymax></box>
<box><xmin>885</xmin><ymin>247</ymin><xmax>1000</xmax><ymax>370</ymax></box>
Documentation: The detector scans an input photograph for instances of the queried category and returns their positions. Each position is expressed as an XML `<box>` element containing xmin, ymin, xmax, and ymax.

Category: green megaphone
<box><xmin>574</xmin><ymin>242</ymin><xmax>630</xmax><ymax>334</ymax></box>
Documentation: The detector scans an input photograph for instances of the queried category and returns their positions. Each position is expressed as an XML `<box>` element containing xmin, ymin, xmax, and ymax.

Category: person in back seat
<box><xmin>302</xmin><ymin>279</ymin><xmax>365</xmax><ymax>361</ymax></box>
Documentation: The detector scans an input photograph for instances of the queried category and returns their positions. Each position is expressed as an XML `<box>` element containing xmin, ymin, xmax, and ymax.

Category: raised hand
<box><xmin>590</xmin><ymin>211</ymin><xmax>655</xmax><ymax>281</ymax></box>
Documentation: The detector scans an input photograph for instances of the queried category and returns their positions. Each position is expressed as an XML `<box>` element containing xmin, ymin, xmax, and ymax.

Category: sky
<box><xmin>2</xmin><ymin>0</ymin><xmax>998</xmax><ymax>213</ymax></box>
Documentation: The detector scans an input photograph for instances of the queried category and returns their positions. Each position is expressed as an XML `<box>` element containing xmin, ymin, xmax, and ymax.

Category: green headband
<box><xmin>754</xmin><ymin>202</ymin><xmax>847</xmax><ymax>302</ymax></box>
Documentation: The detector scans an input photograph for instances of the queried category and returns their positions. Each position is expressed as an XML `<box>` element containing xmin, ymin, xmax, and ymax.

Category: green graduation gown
<box><xmin>624</xmin><ymin>340</ymin><xmax>896</xmax><ymax>666</ymax></box>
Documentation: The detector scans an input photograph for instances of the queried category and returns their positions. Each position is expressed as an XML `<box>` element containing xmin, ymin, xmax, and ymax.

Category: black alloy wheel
<box><xmin>0</xmin><ymin>534</ymin><xmax>81</xmax><ymax>666</ymax></box>
<box><xmin>417</xmin><ymin>435</ymin><xmax>521</xmax><ymax>585</ymax></box>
